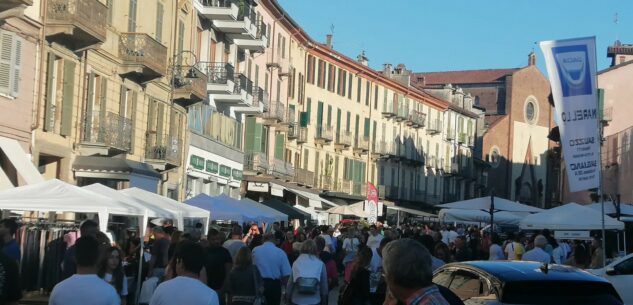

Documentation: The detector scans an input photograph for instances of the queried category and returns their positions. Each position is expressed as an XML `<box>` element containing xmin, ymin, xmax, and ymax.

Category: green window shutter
<box><xmin>372</xmin><ymin>121</ymin><xmax>377</xmax><ymax>147</ymax></box>
<box><xmin>206</xmin><ymin>160</ymin><xmax>219</xmax><ymax>174</ymax></box>
<box><xmin>598</xmin><ymin>88</ymin><xmax>605</xmax><ymax>120</ymax></box>
<box><xmin>354</xmin><ymin>115</ymin><xmax>359</xmax><ymax>139</ymax></box>
<box><xmin>299</xmin><ymin>112</ymin><xmax>309</xmax><ymax>127</ymax></box>
<box><xmin>364</xmin><ymin>117</ymin><xmax>370</xmax><ymax>138</ymax></box>
<box><xmin>288</xmin><ymin>104</ymin><xmax>296</xmax><ymax>123</ymax></box>
<box><xmin>306</xmin><ymin>98</ymin><xmax>312</xmax><ymax>123</ymax></box>
<box><xmin>244</xmin><ymin>117</ymin><xmax>255</xmax><ymax>152</ymax></box>
<box><xmin>253</xmin><ymin>122</ymin><xmax>263</xmax><ymax>153</ymax></box>
<box><xmin>347</xmin><ymin>74</ymin><xmax>353</xmax><ymax>99</ymax></box>
<box><xmin>44</xmin><ymin>53</ymin><xmax>55</xmax><ymax>132</ymax></box>
<box><xmin>130</xmin><ymin>91</ymin><xmax>137</xmax><ymax>153</ymax></box>
<box><xmin>190</xmin><ymin>155</ymin><xmax>205</xmax><ymax>170</ymax></box>
<box><xmin>346</xmin><ymin>111</ymin><xmax>351</xmax><ymax>132</ymax></box>
<box><xmin>316</xmin><ymin>101</ymin><xmax>323</xmax><ymax>128</ymax></box>
<box><xmin>0</xmin><ymin>31</ymin><xmax>14</xmax><ymax>96</ymax></box>
<box><xmin>60</xmin><ymin>60</ymin><xmax>76</xmax><ymax>136</ymax></box>
<box><xmin>327</xmin><ymin>105</ymin><xmax>332</xmax><ymax>127</ymax></box>
<box><xmin>275</xmin><ymin>133</ymin><xmax>285</xmax><ymax>160</ymax></box>
<box><xmin>156</xmin><ymin>103</ymin><xmax>164</xmax><ymax>145</ymax></box>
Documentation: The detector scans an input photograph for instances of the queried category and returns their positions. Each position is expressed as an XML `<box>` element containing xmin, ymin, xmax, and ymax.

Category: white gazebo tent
<box><xmin>0</xmin><ymin>179</ymin><xmax>145</xmax><ymax>232</ymax></box>
<box><xmin>439</xmin><ymin>209</ymin><xmax>523</xmax><ymax>226</ymax></box>
<box><xmin>83</xmin><ymin>183</ymin><xmax>180</xmax><ymax>234</ymax></box>
<box><xmin>587</xmin><ymin>202</ymin><xmax>633</xmax><ymax>217</ymax></box>
<box><xmin>519</xmin><ymin>203</ymin><xmax>625</xmax><ymax>231</ymax></box>
<box><xmin>326</xmin><ymin>201</ymin><xmax>368</xmax><ymax>218</ymax></box>
<box><xmin>120</xmin><ymin>187</ymin><xmax>210</xmax><ymax>233</ymax></box>
<box><xmin>437</xmin><ymin>196</ymin><xmax>543</xmax><ymax>228</ymax></box>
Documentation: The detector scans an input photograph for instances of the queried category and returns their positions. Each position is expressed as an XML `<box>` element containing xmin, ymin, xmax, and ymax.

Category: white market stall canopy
<box><xmin>327</xmin><ymin>201</ymin><xmax>368</xmax><ymax>217</ymax></box>
<box><xmin>0</xmin><ymin>179</ymin><xmax>144</xmax><ymax>231</ymax></box>
<box><xmin>387</xmin><ymin>206</ymin><xmax>437</xmax><ymax>218</ymax></box>
<box><xmin>519</xmin><ymin>202</ymin><xmax>625</xmax><ymax>231</ymax></box>
<box><xmin>439</xmin><ymin>209</ymin><xmax>522</xmax><ymax>225</ymax></box>
<box><xmin>437</xmin><ymin>196</ymin><xmax>544</xmax><ymax>213</ymax></box>
<box><xmin>587</xmin><ymin>202</ymin><xmax>633</xmax><ymax>216</ymax></box>
<box><xmin>121</xmin><ymin>187</ymin><xmax>210</xmax><ymax>232</ymax></box>
<box><xmin>185</xmin><ymin>194</ymin><xmax>285</xmax><ymax>224</ymax></box>
<box><xmin>0</xmin><ymin>136</ymin><xmax>44</xmax><ymax>191</ymax></box>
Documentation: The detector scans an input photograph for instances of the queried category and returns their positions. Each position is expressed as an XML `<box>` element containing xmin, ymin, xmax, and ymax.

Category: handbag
<box><xmin>296</xmin><ymin>277</ymin><xmax>319</xmax><ymax>295</ymax></box>
<box><xmin>338</xmin><ymin>282</ymin><xmax>353</xmax><ymax>305</ymax></box>
<box><xmin>252</xmin><ymin>267</ymin><xmax>265</xmax><ymax>305</ymax></box>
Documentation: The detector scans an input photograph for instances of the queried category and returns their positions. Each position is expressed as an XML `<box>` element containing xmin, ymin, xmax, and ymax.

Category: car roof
<box><xmin>439</xmin><ymin>261</ymin><xmax>612</xmax><ymax>283</ymax></box>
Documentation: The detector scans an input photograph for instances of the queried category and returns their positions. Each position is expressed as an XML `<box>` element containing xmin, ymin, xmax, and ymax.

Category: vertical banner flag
<box><xmin>367</xmin><ymin>183</ymin><xmax>378</xmax><ymax>224</ymax></box>
<box><xmin>540</xmin><ymin>37</ymin><xmax>600</xmax><ymax>192</ymax></box>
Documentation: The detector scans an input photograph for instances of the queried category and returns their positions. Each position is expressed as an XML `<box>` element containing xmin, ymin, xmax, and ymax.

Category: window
<box><xmin>448</xmin><ymin>271</ymin><xmax>488</xmax><ymax>300</ymax></box>
<box><xmin>365</xmin><ymin>81</ymin><xmax>370</xmax><ymax>106</ymax></box>
<box><xmin>128</xmin><ymin>0</ymin><xmax>138</xmax><ymax>32</ymax></box>
<box><xmin>489</xmin><ymin>146</ymin><xmax>501</xmax><ymax>168</ymax></box>
<box><xmin>524</xmin><ymin>96</ymin><xmax>538</xmax><ymax>124</ymax></box>
<box><xmin>106</xmin><ymin>0</ymin><xmax>114</xmax><ymax>25</ymax></box>
<box><xmin>374</xmin><ymin>86</ymin><xmax>379</xmax><ymax>110</ymax></box>
<box><xmin>43</xmin><ymin>54</ymin><xmax>75</xmax><ymax>136</ymax></box>
<box><xmin>317</xmin><ymin>60</ymin><xmax>325</xmax><ymax>88</ymax></box>
<box><xmin>356</xmin><ymin>78</ymin><xmax>362</xmax><ymax>103</ymax></box>
<box><xmin>615</xmin><ymin>256</ymin><xmax>633</xmax><ymax>275</ymax></box>
<box><xmin>0</xmin><ymin>30</ymin><xmax>23</xmax><ymax>98</ymax></box>
<box><xmin>347</xmin><ymin>74</ymin><xmax>353</xmax><ymax>99</ymax></box>
<box><xmin>307</xmin><ymin>55</ymin><xmax>315</xmax><ymax>84</ymax></box>
<box><xmin>155</xmin><ymin>2</ymin><xmax>164</xmax><ymax>42</ymax></box>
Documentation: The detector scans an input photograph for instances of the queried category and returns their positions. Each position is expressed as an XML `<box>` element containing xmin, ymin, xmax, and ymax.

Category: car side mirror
<box><xmin>606</xmin><ymin>267</ymin><xmax>618</xmax><ymax>276</ymax></box>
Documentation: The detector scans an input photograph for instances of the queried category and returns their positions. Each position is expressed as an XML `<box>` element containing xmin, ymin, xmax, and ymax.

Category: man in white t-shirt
<box><xmin>150</xmin><ymin>241</ymin><xmax>219</xmax><ymax>305</ymax></box>
<box><xmin>49</xmin><ymin>236</ymin><xmax>121</xmax><ymax>305</ymax></box>
<box><xmin>366</xmin><ymin>225</ymin><xmax>383</xmax><ymax>250</ymax></box>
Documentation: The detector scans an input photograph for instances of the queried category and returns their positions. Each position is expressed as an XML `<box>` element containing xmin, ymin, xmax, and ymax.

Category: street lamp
<box><xmin>171</xmin><ymin>50</ymin><xmax>200</xmax><ymax>90</ymax></box>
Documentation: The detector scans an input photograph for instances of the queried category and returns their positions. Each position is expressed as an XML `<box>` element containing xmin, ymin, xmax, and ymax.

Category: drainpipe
<box><xmin>32</xmin><ymin>0</ymin><xmax>49</xmax><ymax>132</ymax></box>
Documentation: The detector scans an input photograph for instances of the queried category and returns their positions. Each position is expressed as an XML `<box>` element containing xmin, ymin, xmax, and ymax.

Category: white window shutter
<box><xmin>0</xmin><ymin>31</ymin><xmax>13</xmax><ymax>96</ymax></box>
<box><xmin>11</xmin><ymin>37</ymin><xmax>21</xmax><ymax>97</ymax></box>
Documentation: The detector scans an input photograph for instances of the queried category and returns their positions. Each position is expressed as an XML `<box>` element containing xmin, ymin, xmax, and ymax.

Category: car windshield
<box><xmin>501</xmin><ymin>281</ymin><xmax>622</xmax><ymax>305</ymax></box>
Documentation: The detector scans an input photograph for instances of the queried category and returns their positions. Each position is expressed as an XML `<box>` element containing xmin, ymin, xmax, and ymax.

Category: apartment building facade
<box><xmin>0</xmin><ymin>0</ymin><xmax>42</xmax><ymax>189</ymax></box>
<box><xmin>30</xmin><ymin>0</ymin><xmax>200</xmax><ymax>198</ymax></box>
<box><xmin>237</xmin><ymin>0</ymin><xmax>478</xmax><ymax>213</ymax></box>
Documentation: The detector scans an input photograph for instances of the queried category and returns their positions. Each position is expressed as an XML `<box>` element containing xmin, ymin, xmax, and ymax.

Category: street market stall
<box><xmin>239</xmin><ymin>198</ymin><xmax>288</xmax><ymax>223</ymax></box>
<box><xmin>185</xmin><ymin>194</ymin><xmax>275</xmax><ymax>224</ymax></box>
<box><xmin>326</xmin><ymin>201</ymin><xmax>368</xmax><ymax>217</ymax></box>
<box><xmin>439</xmin><ymin>209</ymin><xmax>523</xmax><ymax>226</ymax></box>
<box><xmin>260</xmin><ymin>198</ymin><xmax>311</xmax><ymax>222</ymax></box>
<box><xmin>519</xmin><ymin>202</ymin><xmax>625</xmax><ymax>231</ymax></box>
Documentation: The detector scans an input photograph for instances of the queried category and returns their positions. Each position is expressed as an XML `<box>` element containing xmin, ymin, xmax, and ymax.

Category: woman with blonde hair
<box><xmin>286</xmin><ymin>240</ymin><xmax>328</xmax><ymax>305</ymax></box>
<box><xmin>225</xmin><ymin>247</ymin><xmax>263</xmax><ymax>305</ymax></box>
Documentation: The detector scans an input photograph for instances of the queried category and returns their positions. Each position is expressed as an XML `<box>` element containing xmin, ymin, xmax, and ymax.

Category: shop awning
<box><xmin>83</xmin><ymin>183</ymin><xmax>179</xmax><ymax>220</ymax></box>
<box><xmin>185</xmin><ymin>194</ymin><xmax>275</xmax><ymax>224</ymax></box>
<box><xmin>261</xmin><ymin>198</ymin><xmax>311</xmax><ymax>221</ymax></box>
<box><xmin>240</xmin><ymin>198</ymin><xmax>288</xmax><ymax>222</ymax></box>
<box><xmin>0</xmin><ymin>136</ymin><xmax>43</xmax><ymax>188</ymax></box>
<box><xmin>273</xmin><ymin>183</ymin><xmax>338</xmax><ymax>209</ymax></box>
<box><xmin>0</xmin><ymin>167</ymin><xmax>12</xmax><ymax>191</ymax></box>
<box><xmin>387</xmin><ymin>206</ymin><xmax>437</xmax><ymax>218</ymax></box>
<box><xmin>72</xmin><ymin>156</ymin><xmax>161</xmax><ymax>179</ymax></box>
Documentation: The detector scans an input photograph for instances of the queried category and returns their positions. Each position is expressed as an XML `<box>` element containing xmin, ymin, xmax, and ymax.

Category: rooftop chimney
<box><xmin>528</xmin><ymin>51</ymin><xmax>536</xmax><ymax>66</ymax></box>
<box><xmin>357</xmin><ymin>51</ymin><xmax>369</xmax><ymax>66</ymax></box>
<box><xmin>326</xmin><ymin>34</ymin><xmax>333</xmax><ymax>48</ymax></box>
<box><xmin>382</xmin><ymin>63</ymin><xmax>393</xmax><ymax>77</ymax></box>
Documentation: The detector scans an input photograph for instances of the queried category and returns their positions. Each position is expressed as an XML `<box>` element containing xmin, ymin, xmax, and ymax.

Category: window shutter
<box><xmin>130</xmin><ymin>91</ymin><xmax>137</xmax><ymax>153</ymax></box>
<box><xmin>299</xmin><ymin>112</ymin><xmax>308</xmax><ymax>127</ymax></box>
<box><xmin>60</xmin><ymin>60</ymin><xmax>76</xmax><ymax>136</ymax></box>
<box><xmin>99</xmin><ymin>78</ymin><xmax>108</xmax><ymax>131</ymax></box>
<box><xmin>10</xmin><ymin>36</ymin><xmax>21</xmax><ymax>97</ymax></box>
<box><xmin>364</xmin><ymin>118</ymin><xmax>370</xmax><ymax>138</ymax></box>
<box><xmin>44</xmin><ymin>53</ymin><xmax>55</xmax><ymax>132</ymax></box>
<box><xmin>156</xmin><ymin>2</ymin><xmax>164</xmax><ymax>42</ymax></box>
<box><xmin>306</xmin><ymin>98</ymin><xmax>311</xmax><ymax>123</ymax></box>
<box><xmin>244</xmin><ymin>117</ymin><xmax>255</xmax><ymax>152</ymax></box>
<box><xmin>156</xmin><ymin>103</ymin><xmax>164</xmax><ymax>145</ymax></box>
<box><xmin>275</xmin><ymin>133</ymin><xmax>285</xmax><ymax>160</ymax></box>
<box><xmin>119</xmin><ymin>85</ymin><xmax>127</xmax><ymax>116</ymax></box>
<box><xmin>84</xmin><ymin>72</ymin><xmax>95</xmax><ymax>140</ymax></box>
<box><xmin>0</xmin><ymin>31</ymin><xmax>13</xmax><ymax>96</ymax></box>
<box><xmin>253</xmin><ymin>122</ymin><xmax>262</xmax><ymax>153</ymax></box>
<box><xmin>128</xmin><ymin>0</ymin><xmax>137</xmax><ymax>32</ymax></box>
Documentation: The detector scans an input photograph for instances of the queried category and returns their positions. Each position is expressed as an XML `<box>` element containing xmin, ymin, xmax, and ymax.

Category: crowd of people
<box><xmin>0</xmin><ymin>217</ymin><xmax>614</xmax><ymax>305</ymax></box>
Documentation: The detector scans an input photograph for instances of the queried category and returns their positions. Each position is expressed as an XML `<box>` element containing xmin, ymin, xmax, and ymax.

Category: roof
<box><xmin>598</xmin><ymin>59</ymin><xmax>633</xmax><ymax>75</ymax></box>
<box><xmin>412</xmin><ymin>69</ymin><xmax>520</xmax><ymax>86</ymax></box>
<box><xmin>72</xmin><ymin>156</ymin><xmax>161</xmax><ymax>178</ymax></box>
<box><xmin>444</xmin><ymin>261</ymin><xmax>610</xmax><ymax>283</ymax></box>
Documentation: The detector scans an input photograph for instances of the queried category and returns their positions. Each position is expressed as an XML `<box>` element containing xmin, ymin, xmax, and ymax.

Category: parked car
<box><xmin>433</xmin><ymin>261</ymin><xmax>623</xmax><ymax>304</ymax></box>
<box><xmin>589</xmin><ymin>253</ymin><xmax>633</xmax><ymax>305</ymax></box>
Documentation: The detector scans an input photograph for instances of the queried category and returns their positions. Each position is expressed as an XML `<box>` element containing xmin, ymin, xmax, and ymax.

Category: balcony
<box><xmin>294</xmin><ymin>168</ymin><xmax>315</xmax><ymax>187</ymax></box>
<box><xmin>145</xmin><ymin>135</ymin><xmax>182</xmax><ymax>171</ymax></box>
<box><xmin>270</xmin><ymin>159</ymin><xmax>294</xmax><ymax>180</ymax></box>
<box><xmin>1</xmin><ymin>0</ymin><xmax>33</xmax><ymax>18</ymax></box>
<box><xmin>407</xmin><ymin>110</ymin><xmax>426</xmax><ymax>128</ymax></box>
<box><xmin>468</xmin><ymin>136</ymin><xmax>475</xmax><ymax>147</ymax></box>
<box><xmin>234</xmin><ymin>86</ymin><xmax>266</xmax><ymax>114</ymax></box>
<box><xmin>79</xmin><ymin>111</ymin><xmax>132</xmax><ymax>156</ymax></box>
<box><xmin>263</xmin><ymin>101</ymin><xmax>286</xmax><ymax>124</ymax></box>
<box><xmin>445</xmin><ymin>127</ymin><xmax>455</xmax><ymax>141</ymax></box>
<box><xmin>173</xmin><ymin>65</ymin><xmax>208</xmax><ymax>107</ymax></box>
<box><xmin>213</xmin><ymin>73</ymin><xmax>252</xmax><ymax>105</ymax></box>
<box><xmin>426</xmin><ymin>119</ymin><xmax>442</xmax><ymax>135</ymax></box>
<box><xmin>45</xmin><ymin>0</ymin><xmax>107</xmax><ymax>50</ymax></box>
<box><xmin>315</xmin><ymin>125</ymin><xmax>334</xmax><ymax>144</ymax></box>
<box><xmin>194</xmin><ymin>0</ymin><xmax>239</xmax><ymax>21</ymax></box>
<box><xmin>209</xmin><ymin>2</ymin><xmax>257</xmax><ymax>37</ymax></box>
<box><xmin>288</xmin><ymin>124</ymin><xmax>299</xmax><ymax>140</ymax></box>
<box><xmin>119</xmin><ymin>33</ymin><xmax>168</xmax><ymax>83</ymax></box>
<box><xmin>334</xmin><ymin>131</ymin><xmax>352</xmax><ymax>150</ymax></box>
<box><xmin>395</xmin><ymin>107</ymin><xmax>407</xmax><ymax>122</ymax></box>
<box><xmin>353</xmin><ymin>136</ymin><xmax>370</xmax><ymax>154</ymax></box>
<box><xmin>233</xmin><ymin>19</ymin><xmax>268</xmax><ymax>52</ymax></box>
<box><xmin>382</xmin><ymin>100</ymin><xmax>398</xmax><ymax>118</ymax></box>
<box><xmin>375</xmin><ymin>140</ymin><xmax>396</xmax><ymax>158</ymax></box>
<box><xmin>244</xmin><ymin>152</ymin><xmax>268</xmax><ymax>174</ymax></box>
<box><xmin>297</xmin><ymin>127</ymin><xmax>308</xmax><ymax>144</ymax></box>
<box><xmin>458</xmin><ymin>133</ymin><xmax>467</xmax><ymax>144</ymax></box>
<box><xmin>201</xmin><ymin>62</ymin><xmax>236</xmax><ymax>94</ymax></box>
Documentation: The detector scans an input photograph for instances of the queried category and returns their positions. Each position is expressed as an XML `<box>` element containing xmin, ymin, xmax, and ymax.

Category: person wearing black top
<box><xmin>202</xmin><ymin>229</ymin><xmax>233</xmax><ymax>305</ymax></box>
<box><xmin>347</xmin><ymin>247</ymin><xmax>373</xmax><ymax>305</ymax></box>
<box><xmin>0</xmin><ymin>238</ymin><xmax>21</xmax><ymax>305</ymax></box>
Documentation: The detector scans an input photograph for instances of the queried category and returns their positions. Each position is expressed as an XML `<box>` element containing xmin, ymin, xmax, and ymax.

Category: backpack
<box><xmin>296</xmin><ymin>277</ymin><xmax>319</xmax><ymax>295</ymax></box>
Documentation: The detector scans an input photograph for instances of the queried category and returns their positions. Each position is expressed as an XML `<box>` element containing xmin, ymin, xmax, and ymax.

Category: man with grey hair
<box><xmin>522</xmin><ymin>235</ymin><xmax>552</xmax><ymax>264</ymax></box>
<box><xmin>382</xmin><ymin>238</ymin><xmax>450</xmax><ymax>305</ymax></box>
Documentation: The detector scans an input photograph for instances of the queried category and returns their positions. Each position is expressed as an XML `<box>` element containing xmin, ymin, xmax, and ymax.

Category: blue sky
<box><xmin>277</xmin><ymin>0</ymin><xmax>633</xmax><ymax>74</ymax></box>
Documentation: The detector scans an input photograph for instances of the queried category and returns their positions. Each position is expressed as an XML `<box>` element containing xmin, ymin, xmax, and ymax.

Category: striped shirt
<box><xmin>405</xmin><ymin>285</ymin><xmax>450</xmax><ymax>305</ymax></box>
